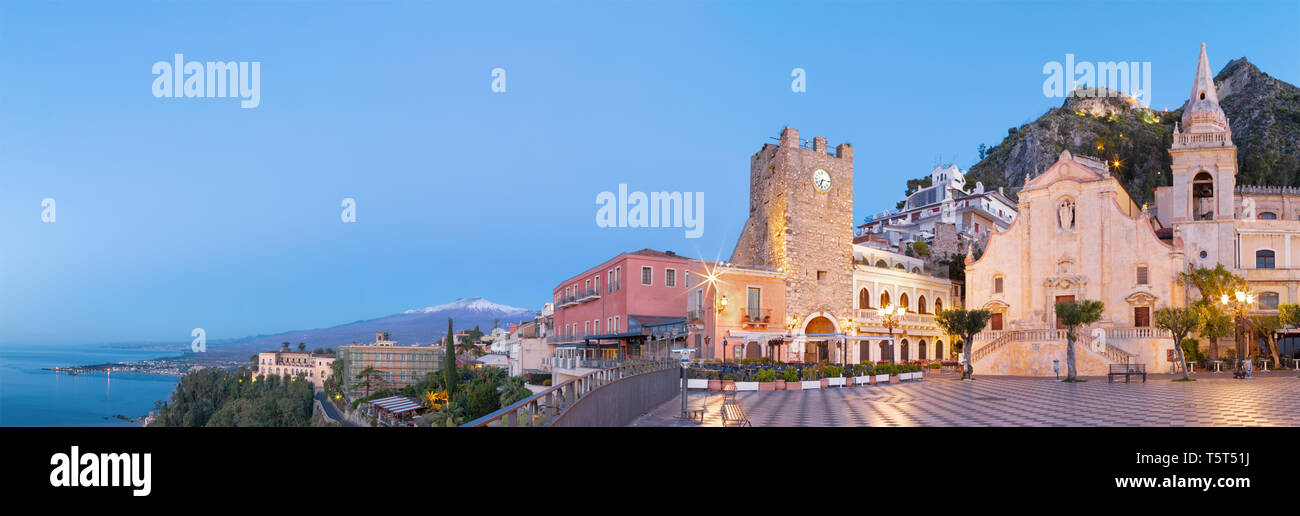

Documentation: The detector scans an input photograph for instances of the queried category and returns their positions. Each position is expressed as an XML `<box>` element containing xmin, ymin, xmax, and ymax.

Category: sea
<box><xmin>0</xmin><ymin>344</ymin><xmax>182</xmax><ymax>426</ymax></box>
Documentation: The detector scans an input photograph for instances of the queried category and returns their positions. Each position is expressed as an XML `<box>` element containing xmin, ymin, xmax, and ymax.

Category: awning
<box><xmin>369</xmin><ymin>396</ymin><xmax>424</xmax><ymax>414</ymax></box>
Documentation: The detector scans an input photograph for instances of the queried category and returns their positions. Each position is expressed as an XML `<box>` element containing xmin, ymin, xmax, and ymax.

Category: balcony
<box><xmin>576</xmin><ymin>288</ymin><xmax>601</xmax><ymax>303</ymax></box>
<box><xmin>856</xmin><ymin>309</ymin><xmax>935</xmax><ymax>327</ymax></box>
<box><xmin>740</xmin><ymin>308</ymin><xmax>773</xmax><ymax>329</ymax></box>
<box><xmin>686</xmin><ymin>308</ymin><xmax>705</xmax><ymax>322</ymax></box>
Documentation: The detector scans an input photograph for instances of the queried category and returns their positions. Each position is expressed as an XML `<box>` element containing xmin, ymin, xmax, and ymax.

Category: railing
<box><xmin>545</xmin><ymin>332</ymin><xmax>597</xmax><ymax>345</ymax></box>
<box><xmin>576</xmin><ymin>288</ymin><xmax>600</xmax><ymax>303</ymax></box>
<box><xmin>856</xmin><ymin>310</ymin><xmax>935</xmax><ymax>326</ymax></box>
<box><xmin>971</xmin><ymin>331</ymin><xmax>1015</xmax><ymax>363</ymax></box>
<box><xmin>1104</xmin><ymin>327</ymin><xmax>1171</xmax><ymax>341</ymax></box>
<box><xmin>542</xmin><ymin>357</ymin><xmax>625</xmax><ymax>371</ymax></box>
<box><xmin>687</xmin><ymin>308</ymin><xmax>704</xmax><ymax>322</ymax></box>
<box><xmin>1173</xmin><ymin>131</ymin><xmax>1230</xmax><ymax>148</ymax></box>
<box><xmin>1076</xmin><ymin>332</ymin><xmax>1135</xmax><ymax>364</ymax></box>
<box><xmin>464</xmin><ymin>359</ymin><xmax>675</xmax><ymax>427</ymax></box>
<box><xmin>972</xmin><ymin>328</ymin><xmax>1147</xmax><ymax>364</ymax></box>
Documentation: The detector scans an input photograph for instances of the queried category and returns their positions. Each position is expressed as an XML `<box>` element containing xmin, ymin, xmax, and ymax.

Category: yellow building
<box><xmin>337</xmin><ymin>331</ymin><xmax>444</xmax><ymax>396</ymax></box>
<box><xmin>254</xmin><ymin>351</ymin><xmax>335</xmax><ymax>389</ymax></box>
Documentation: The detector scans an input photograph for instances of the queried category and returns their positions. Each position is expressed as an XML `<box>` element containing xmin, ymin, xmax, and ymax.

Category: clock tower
<box><xmin>730</xmin><ymin>127</ymin><xmax>854</xmax><ymax>359</ymax></box>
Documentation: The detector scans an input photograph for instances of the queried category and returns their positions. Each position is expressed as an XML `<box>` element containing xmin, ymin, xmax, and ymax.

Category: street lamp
<box><xmin>878</xmin><ymin>304</ymin><xmax>905</xmax><ymax>363</ymax></box>
<box><xmin>1219</xmin><ymin>290</ymin><xmax>1256</xmax><ymax>378</ymax></box>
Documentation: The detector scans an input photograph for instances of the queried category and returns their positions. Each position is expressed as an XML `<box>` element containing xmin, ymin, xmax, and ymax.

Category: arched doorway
<box><xmin>878</xmin><ymin>340</ymin><xmax>892</xmax><ymax>363</ymax></box>
<box><xmin>918</xmin><ymin>339</ymin><xmax>927</xmax><ymax>360</ymax></box>
<box><xmin>899</xmin><ymin>339</ymin><xmax>909</xmax><ymax>361</ymax></box>
<box><xmin>859</xmin><ymin>288</ymin><xmax>871</xmax><ymax>309</ymax></box>
<box><xmin>899</xmin><ymin>293</ymin><xmax>910</xmax><ymax>311</ymax></box>
<box><xmin>880</xmin><ymin>291</ymin><xmax>890</xmax><ymax>308</ymax></box>
<box><xmin>935</xmin><ymin>340</ymin><xmax>944</xmax><ymax>359</ymax></box>
<box><xmin>745</xmin><ymin>341</ymin><xmax>761</xmax><ymax>359</ymax></box>
<box><xmin>804</xmin><ymin>316</ymin><xmax>836</xmax><ymax>363</ymax></box>
<box><xmin>859</xmin><ymin>341</ymin><xmax>870</xmax><ymax>363</ymax></box>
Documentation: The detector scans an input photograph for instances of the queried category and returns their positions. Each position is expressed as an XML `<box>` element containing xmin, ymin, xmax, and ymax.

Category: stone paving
<box><xmin>629</xmin><ymin>370</ymin><xmax>1300</xmax><ymax>427</ymax></box>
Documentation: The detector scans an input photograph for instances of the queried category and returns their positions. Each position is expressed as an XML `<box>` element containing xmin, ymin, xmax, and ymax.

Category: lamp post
<box><xmin>1219</xmin><ymin>290</ymin><xmax>1255</xmax><ymax>378</ymax></box>
<box><xmin>717</xmin><ymin>294</ymin><xmax>728</xmax><ymax>361</ymax></box>
<box><xmin>878</xmin><ymin>304</ymin><xmax>904</xmax><ymax>363</ymax></box>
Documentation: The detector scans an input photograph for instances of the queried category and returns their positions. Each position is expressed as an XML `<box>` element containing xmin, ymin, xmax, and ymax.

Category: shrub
<box><xmin>782</xmin><ymin>367</ymin><xmax>800</xmax><ymax>383</ymax></box>
<box><xmin>928</xmin><ymin>362</ymin><xmax>942</xmax><ymax>370</ymax></box>
<box><xmin>754</xmin><ymin>368</ymin><xmax>776</xmax><ymax>382</ymax></box>
<box><xmin>824</xmin><ymin>365</ymin><xmax>843</xmax><ymax>378</ymax></box>
<box><xmin>872</xmin><ymin>363</ymin><xmax>899</xmax><ymax>376</ymax></box>
<box><xmin>722</xmin><ymin>373</ymin><xmax>736</xmax><ymax>381</ymax></box>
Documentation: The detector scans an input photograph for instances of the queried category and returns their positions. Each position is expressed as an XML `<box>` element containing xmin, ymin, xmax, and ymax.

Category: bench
<box><xmin>1107</xmin><ymin>363</ymin><xmax>1146</xmax><ymax>383</ymax></box>
<box><xmin>721</xmin><ymin>400</ymin><xmax>751</xmax><ymax>427</ymax></box>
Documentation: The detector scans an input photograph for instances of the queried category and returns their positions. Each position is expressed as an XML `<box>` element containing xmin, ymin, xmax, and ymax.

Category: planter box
<box><xmin>889</xmin><ymin>375</ymin><xmax>901</xmax><ymax>384</ymax></box>
<box><xmin>875</xmin><ymin>374</ymin><xmax>890</xmax><ymax>384</ymax></box>
<box><xmin>758</xmin><ymin>381</ymin><xmax>776</xmax><ymax>391</ymax></box>
<box><xmin>801</xmin><ymin>380</ymin><xmax>821</xmax><ymax>390</ymax></box>
<box><xmin>827</xmin><ymin>377</ymin><xmax>846</xmax><ymax>387</ymax></box>
<box><xmin>722</xmin><ymin>380</ymin><xmax>736</xmax><ymax>390</ymax></box>
<box><xmin>686</xmin><ymin>379</ymin><xmax>709</xmax><ymax>390</ymax></box>
<box><xmin>708</xmin><ymin>379</ymin><xmax>722</xmax><ymax>391</ymax></box>
<box><xmin>786</xmin><ymin>381</ymin><xmax>802</xmax><ymax>391</ymax></box>
<box><xmin>854</xmin><ymin>375</ymin><xmax>871</xmax><ymax>386</ymax></box>
<box><xmin>774</xmin><ymin>379</ymin><xmax>786</xmax><ymax>391</ymax></box>
<box><xmin>735</xmin><ymin>382</ymin><xmax>759</xmax><ymax>392</ymax></box>
<box><xmin>819</xmin><ymin>378</ymin><xmax>830</xmax><ymax>389</ymax></box>
<box><xmin>844</xmin><ymin>377</ymin><xmax>854</xmax><ymax>387</ymax></box>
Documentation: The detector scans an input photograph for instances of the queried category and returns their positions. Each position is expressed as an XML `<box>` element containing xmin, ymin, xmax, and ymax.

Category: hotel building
<box><xmin>337</xmin><ymin>331</ymin><xmax>444</xmax><ymax>396</ymax></box>
<box><xmin>253</xmin><ymin>351</ymin><xmax>335</xmax><ymax>389</ymax></box>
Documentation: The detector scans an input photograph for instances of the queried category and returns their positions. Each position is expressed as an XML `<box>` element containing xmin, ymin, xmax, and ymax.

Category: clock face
<box><xmin>812</xmin><ymin>169</ymin><xmax>831</xmax><ymax>192</ymax></box>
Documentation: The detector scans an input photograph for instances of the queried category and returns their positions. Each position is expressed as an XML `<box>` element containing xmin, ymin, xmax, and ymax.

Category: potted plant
<box><xmin>801</xmin><ymin>366</ymin><xmax>822</xmax><ymax>390</ymax></box>
<box><xmin>721</xmin><ymin>373</ymin><xmax>736</xmax><ymax>390</ymax></box>
<box><xmin>782</xmin><ymin>367</ymin><xmax>801</xmax><ymax>390</ymax></box>
<box><xmin>824</xmin><ymin>365</ymin><xmax>843</xmax><ymax>388</ymax></box>
<box><xmin>708</xmin><ymin>370</ymin><xmax>721</xmax><ymax>391</ymax></box>
<box><xmin>874</xmin><ymin>362</ymin><xmax>896</xmax><ymax>384</ymax></box>
<box><xmin>755</xmin><ymin>368</ymin><xmax>777</xmax><ymax>391</ymax></box>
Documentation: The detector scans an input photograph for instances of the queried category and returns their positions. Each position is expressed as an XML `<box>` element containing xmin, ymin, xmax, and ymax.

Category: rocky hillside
<box><xmin>965</xmin><ymin>57</ymin><xmax>1300</xmax><ymax>204</ymax></box>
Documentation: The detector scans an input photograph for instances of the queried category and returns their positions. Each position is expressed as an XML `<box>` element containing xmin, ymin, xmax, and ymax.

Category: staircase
<box><xmin>1075</xmin><ymin>332</ymin><xmax>1137</xmax><ymax>364</ymax></box>
<box><xmin>971</xmin><ymin>328</ymin><xmax>1138</xmax><ymax>365</ymax></box>
<box><xmin>971</xmin><ymin>331</ymin><xmax>1014</xmax><ymax>363</ymax></box>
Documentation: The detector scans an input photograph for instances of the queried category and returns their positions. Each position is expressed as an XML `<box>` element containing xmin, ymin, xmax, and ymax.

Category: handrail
<box><xmin>463</xmin><ymin>359</ymin><xmax>675</xmax><ymax>427</ymax></box>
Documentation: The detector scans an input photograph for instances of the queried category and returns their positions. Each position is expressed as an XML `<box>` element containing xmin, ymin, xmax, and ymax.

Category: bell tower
<box><xmin>1169</xmin><ymin>43</ymin><xmax>1239</xmax><ymax>267</ymax></box>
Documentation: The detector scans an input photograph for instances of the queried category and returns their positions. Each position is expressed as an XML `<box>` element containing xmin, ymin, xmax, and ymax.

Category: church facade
<box><xmin>967</xmin><ymin>44</ymin><xmax>1300</xmax><ymax>375</ymax></box>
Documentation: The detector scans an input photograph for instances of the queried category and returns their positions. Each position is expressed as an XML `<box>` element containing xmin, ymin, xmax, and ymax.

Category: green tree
<box><xmin>1250</xmin><ymin>314</ymin><xmax>1282</xmax><ymax>367</ymax></box>
<box><xmin>280</xmin><ymin>341</ymin><xmax>291</xmax><ymax>352</ymax></box>
<box><xmin>1055</xmin><ymin>299</ymin><xmax>1104</xmax><ymax>381</ymax></box>
<box><xmin>443</xmin><ymin>318</ymin><xmax>459</xmax><ymax>399</ymax></box>
<box><xmin>1154</xmin><ymin>306</ymin><xmax>1200</xmax><ymax>380</ymax></box>
<box><xmin>352</xmin><ymin>367</ymin><xmax>384</xmax><ymax>395</ymax></box>
<box><xmin>935</xmin><ymin>308</ymin><xmax>993</xmax><ymax>380</ymax></box>
<box><xmin>911</xmin><ymin>241</ymin><xmax>930</xmax><ymax>258</ymax></box>
<box><xmin>297</xmin><ymin>342</ymin><xmax>307</xmax><ymax>352</ymax></box>
<box><xmin>1179</xmin><ymin>265</ymin><xmax>1247</xmax><ymax>360</ymax></box>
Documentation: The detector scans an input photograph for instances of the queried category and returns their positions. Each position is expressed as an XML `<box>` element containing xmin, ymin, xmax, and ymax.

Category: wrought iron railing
<box><xmin>463</xmin><ymin>359</ymin><xmax>675</xmax><ymax>427</ymax></box>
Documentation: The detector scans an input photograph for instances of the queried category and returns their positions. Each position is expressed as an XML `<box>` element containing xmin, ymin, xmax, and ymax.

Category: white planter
<box><xmin>801</xmin><ymin>380</ymin><xmax>822</xmax><ymax>390</ymax></box>
<box><xmin>875</xmin><ymin>374</ymin><xmax>890</xmax><ymax>383</ymax></box>
<box><xmin>854</xmin><ymin>375</ymin><xmax>871</xmax><ymax>386</ymax></box>
<box><xmin>827</xmin><ymin>377</ymin><xmax>846</xmax><ymax>387</ymax></box>
<box><xmin>735</xmin><ymin>382</ymin><xmax>760</xmax><ymax>392</ymax></box>
<box><xmin>686</xmin><ymin>379</ymin><xmax>709</xmax><ymax>389</ymax></box>
<box><xmin>899</xmin><ymin>372</ymin><xmax>913</xmax><ymax>381</ymax></box>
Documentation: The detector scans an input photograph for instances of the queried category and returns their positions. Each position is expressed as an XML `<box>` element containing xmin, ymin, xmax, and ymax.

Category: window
<box><xmin>615</xmin><ymin>267</ymin><xmax>621</xmax><ymax>290</ymax></box>
<box><xmin>1260</xmin><ymin>212</ymin><xmax>1278</xmax><ymax>220</ymax></box>
<box><xmin>584</xmin><ymin>321</ymin><xmax>590</xmax><ymax>334</ymax></box>
<box><xmin>934</xmin><ymin>298</ymin><xmax>943</xmax><ymax>313</ymax></box>
<box><xmin>1256</xmin><ymin>250</ymin><xmax>1276</xmax><ymax>269</ymax></box>
<box><xmin>665</xmin><ymin>268</ymin><xmax>677</xmax><ymax>287</ymax></box>
<box><xmin>641</xmin><ymin>266</ymin><xmax>653</xmax><ymax>285</ymax></box>
<box><xmin>1133</xmin><ymin>306</ymin><xmax>1150</xmax><ymax>327</ymax></box>
<box><xmin>918</xmin><ymin>296</ymin><xmax>928</xmax><ymax>314</ymax></box>
<box><xmin>899</xmin><ymin>293</ymin><xmax>910</xmax><ymax>311</ymax></box>
<box><xmin>608</xmin><ymin>270</ymin><xmax>614</xmax><ymax>292</ymax></box>
<box><xmin>747</xmin><ymin>287</ymin><xmax>761</xmax><ymax>319</ymax></box>
<box><xmin>880</xmin><ymin>291</ymin><xmax>890</xmax><ymax>308</ymax></box>
<box><xmin>614</xmin><ymin>316</ymin><xmax>620</xmax><ymax>332</ymax></box>
<box><xmin>595</xmin><ymin>276</ymin><xmax>600</xmax><ymax>293</ymax></box>
<box><xmin>607</xmin><ymin>317</ymin><xmax>613</xmax><ymax>332</ymax></box>
<box><xmin>817</xmin><ymin>270</ymin><xmax>827</xmax><ymax>281</ymax></box>
<box><xmin>876</xmin><ymin>260</ymin><xmax>887</xmax><ymax>268</ymax></box>
<box><xmin>994</xmin><ymin>276</ymin><xmax>1004</xmax><ymax>294</ymax></box>
<box><xmin>859</xmin><ymin>288</ymin><xmax>871</xmax><ymax>309</ymax></box>
<box><xmin>1260</xmin><ymin>292</ymin><xmax>1280</xmax><ymax>310</ymax></box>
<box><xmin>1136</xmin><ymin>266</ymin><xmax>1149</xmax><ymax>285</ymax></box>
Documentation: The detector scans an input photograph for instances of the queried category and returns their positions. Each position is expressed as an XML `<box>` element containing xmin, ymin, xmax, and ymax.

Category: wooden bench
<box><xmin>1107</xmin><ymin>363</ymin><xmax>1146</xmax><ymax>383</ymax></box>
<box><xmin>721</xmin><ymin>400</ymin><xmax>751</xmax><ymax>427</ymax></box>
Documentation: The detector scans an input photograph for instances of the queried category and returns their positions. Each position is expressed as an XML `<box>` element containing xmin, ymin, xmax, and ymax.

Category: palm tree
<box><xmin>1154</xmin><ymin>307</ymin><xmax>1200</xmax><ymax>381</ymax></box>
<box><xmin>280</xmin><ymin>342</ymin><xmax>291</xmax><ymax>353</ymax></box>
<box><xmin>297</xmin><ymin>342</ymin><xmax>307</xmax><ymax>352</ymax></box>
<box><xmin>935</xmin><ymin>308</ymin><xmax>993</xmax><ymax>380</ymax></box>
<box><xmin>498</xmin><ymin>376</ymin><xmax>530</xmax><ymax>406</ymax></box>
<box><xmin>1056</xmin><ymin>299</ymin><xmax>1104</xmax><ymax>381</ymax></box>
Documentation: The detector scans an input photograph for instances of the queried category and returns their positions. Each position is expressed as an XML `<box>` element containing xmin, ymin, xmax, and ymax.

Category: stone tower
<box><xmin>730</xmin><ymin>127</ymin><xmax>854</xmax><ymax>338</ymax></box>
<box><xmin>1168</xmin><ymin>43</ymin><xmax>1239</xmax><ymax>269</ymax></box>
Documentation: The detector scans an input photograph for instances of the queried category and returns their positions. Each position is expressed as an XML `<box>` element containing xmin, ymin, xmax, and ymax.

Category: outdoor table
<box><xmin>1258</xmin><ymin>358</ymin><xmax>1271</xmax><ymax>372</ymax></box>
<box><xmin>1289</xmin><ymin>358</ymin><xmax>1300</xmax><ymax>371</ymax></box>
<box><xmin>1211</xmin><ymin>360</ymin><xmax>1224</xmax><ymax>373</ymax></box>
<box><xmin>1184</xmin><ymin>362</ymin><xmax>1195</xmax><ymax>373</ymax></box>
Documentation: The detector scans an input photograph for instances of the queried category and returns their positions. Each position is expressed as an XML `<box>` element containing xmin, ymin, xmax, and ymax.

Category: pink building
<box><xmin>685</xmin><ymin>263</ymin><xmax>788</xmax><ymax>361</ymax></box>
<box><xmin>549</xmin><ymin>249</ymin><xmax>696</xmax><ymax>363</ymax></box>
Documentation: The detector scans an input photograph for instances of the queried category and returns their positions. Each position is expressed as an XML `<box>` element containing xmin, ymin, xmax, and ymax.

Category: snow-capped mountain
<box><xmin>198</xmin><ymin>297</ymin><xmax>540</xmax><ymax>360</ymax></box>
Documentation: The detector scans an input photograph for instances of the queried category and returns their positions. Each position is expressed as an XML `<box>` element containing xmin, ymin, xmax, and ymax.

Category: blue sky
<box><xmin>1</xmin><ymin>1</ymin><xmax>1296</xmax><ymax>345</ymax></box>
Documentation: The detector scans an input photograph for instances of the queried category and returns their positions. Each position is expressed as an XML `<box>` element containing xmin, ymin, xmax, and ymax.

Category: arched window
<box><xmin>879</xmin><ymin>341</ymin><xmax>892</xmax><ymax>363</ymax></box>
<box><xmin>918</xmin><ymin>295</ymin><xmax>928</xmax><ymax>314</ymax></box>
<box><xmin>1260</xmin><ymin>292</ymin><xmax>1280</xmax><ymax>310</ymax></box>
<box><xmin>899</xmin><ymin>339</ymin><xmax>909</xmax><ymax>361</ymax></box>
<box><xmin>934</xmin><ymin>298</ymin><xmax>943</xmax><ymax>313</ymax></box>
<box><xmin>1260</xmin><ymin>212</ymin><xmax>1278</xmax><ymax>220</ymax></box>
<box><xmin>1193</xmin><ymin>171</ymin><xmax>1215</xmax><ymax>220</ymax></box>
<box><xmin>895</xmin><ymin>263</ymin><xmax>905</xmax><ymax>270</ymax></box>
<box><xmin>880</xmin><ymin>291</ymin><xmax>890</xmax><ymax>308</ymax></box>
<box><xmin>911</xmin><ymin>267</ymin><xmax>921</xmax><ymax>274</ymax></box>
<box><xmin>899</xmin><ymin>293</ymin><xmax>910</xmax><ymax>311</ymax></box>
<box><xmin>859</xmin><ymin>288</ymin><xmax>871</xmax><ymax>309</ymax></box>
<box><xmin>918</xmin><ymin>339</ymin><xmax>927</xmax><ymax>360</ymax></box>
<box><xmin>1256</xmin><ymin>249</ymin><xmax>1276</xmax><ymax>269</ymax></box>
<box><xmin>876</xmin><ymin>260</ymin><xmax>888</xmax><ymax>268</ymax></box>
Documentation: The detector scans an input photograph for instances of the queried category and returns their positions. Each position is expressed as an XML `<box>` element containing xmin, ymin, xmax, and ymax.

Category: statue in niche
<box><xmin>1241</xmin><ymin>197</ymin><xmax>1256</xmax><ymax>220</ymax></box>
<box><xmin>1090</xmin><ymin>327</ymin><xmax>1106</xmax><ymax>353</ymax></box>
<box><xmin>1058</xmin><ymin>199</ymin><xmax>1075</xmax><ymax>231</ymax></box>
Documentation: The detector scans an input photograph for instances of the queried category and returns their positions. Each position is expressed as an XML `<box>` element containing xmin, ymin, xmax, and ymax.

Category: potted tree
<box><xmin>755</xmin><ymin>368</ymin><xmax>777</xmax><ymax>391</ymax></box>
<box><xmin>801</xmin><ymin>366</ymin><xmax>822</xmax><ymax>390</ymax></box>
<box><xmin>783</xmin><ymin>367</ymin><xmax>801</xmax><ymax>390</ymax></box>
